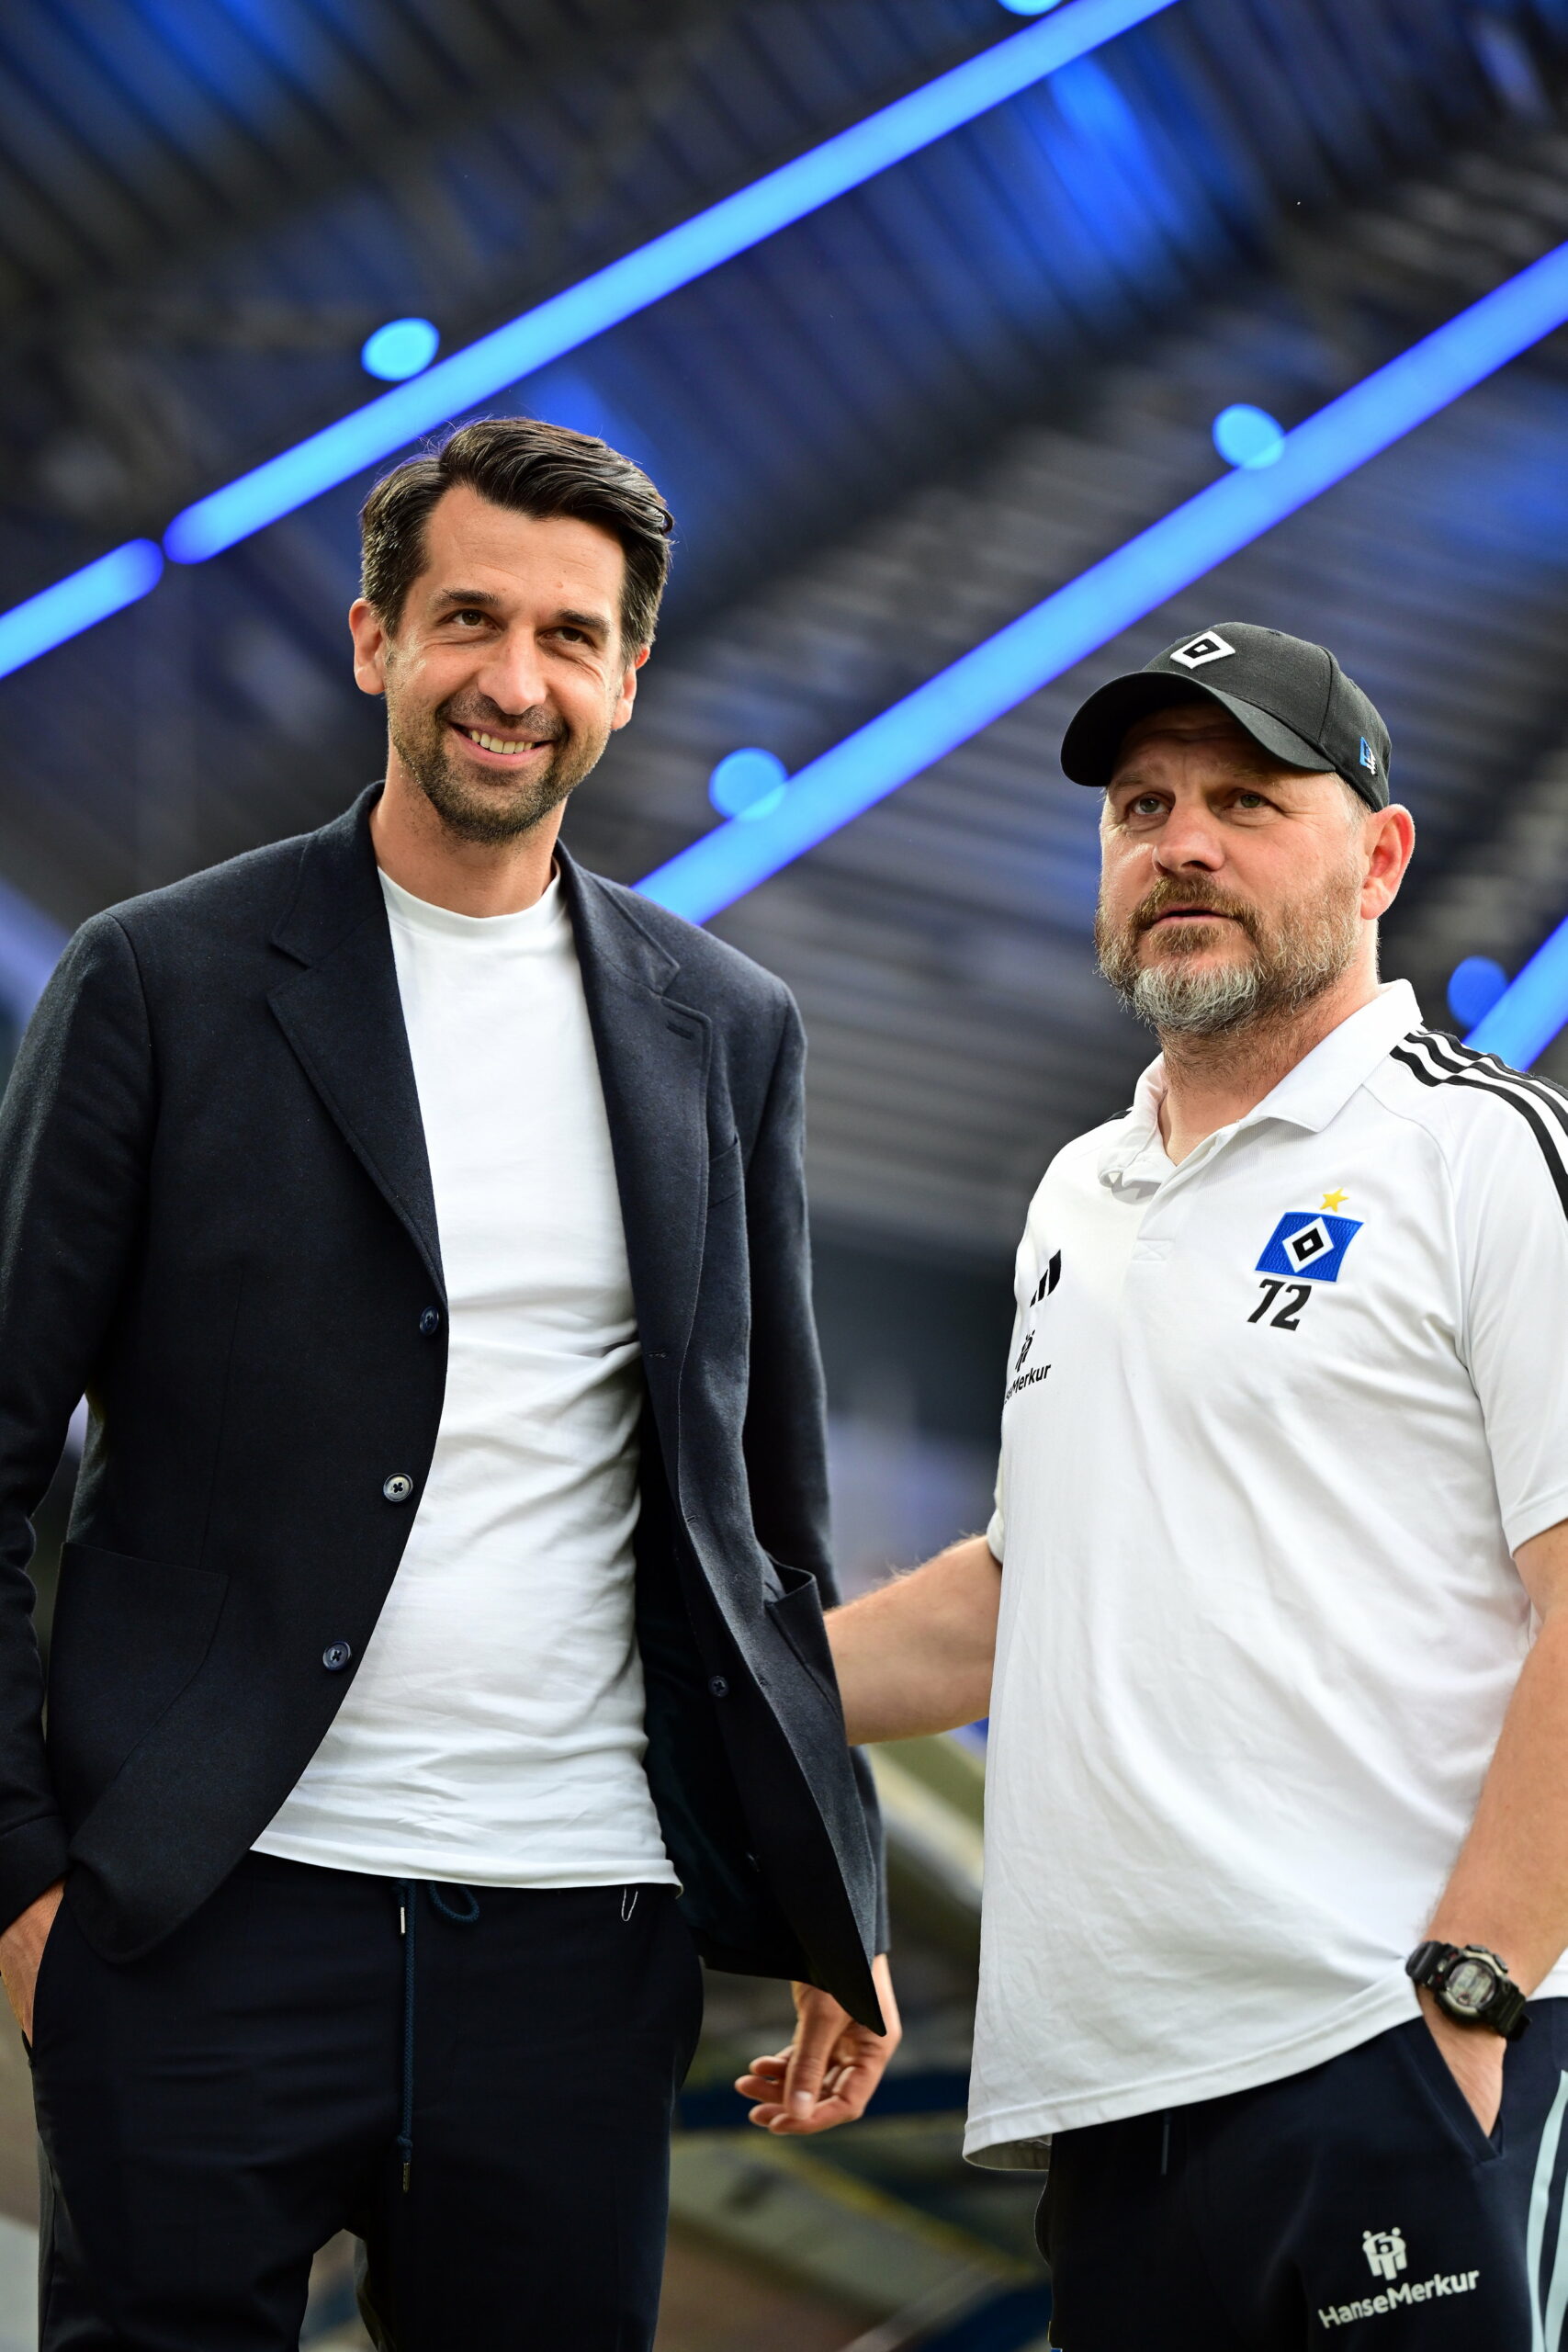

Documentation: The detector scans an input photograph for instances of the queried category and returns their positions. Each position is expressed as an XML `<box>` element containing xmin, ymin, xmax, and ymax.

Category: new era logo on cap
<box><xmin>1359</xmin><ymin>737</ymin><xmax>1377</xmax><ymax>774</ymax></box>
<box><xmin>1168</xmin><ymin>630</ymin><xmax>1236</xmax><ymax>670</ymax></box>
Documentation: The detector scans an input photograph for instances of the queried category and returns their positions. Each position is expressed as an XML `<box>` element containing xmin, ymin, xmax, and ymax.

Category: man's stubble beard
<box><xmin>386</xmin><ymin>685</ymin><xmax>608</xmax><ymax>847</ymax></box>
<box><xmin>1094</xmin><ymin>864</ymin><xmax>1364</xmax><ymax>1040</ymax></box>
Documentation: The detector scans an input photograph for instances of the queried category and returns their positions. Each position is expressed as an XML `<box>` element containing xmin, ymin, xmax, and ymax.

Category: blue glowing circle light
<box><xmin>709</xmin><ymin>749</ymin><xmax>789</xmax><ymax>822</ymax></box>
<box><xmin>1448</xmin><ymin>955</ymin><xmax>1509</xmax><ymax>1030</ymax></box>
<box><xmin>1213</xmin><ymin>403</ymin><xmax>1286</xmax><ymax>469</ymax></box>
<box><xmin>998</xmin><ymin>0</ymin><xmax>1068</xmax><ymax>12</ymax></box>
<box><xmin>361</xmin><ymin>318</ymin><xmax>441</xmax><ymax>382</ymax></box>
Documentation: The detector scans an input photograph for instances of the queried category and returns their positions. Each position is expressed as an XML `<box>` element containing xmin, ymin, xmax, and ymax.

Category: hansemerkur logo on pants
<box><xmin>1364</xmin><ymin>2226</ymin><xmax>1405</xmax><ymax>2280</ymax></box>
<box><xmin>1314</xmin><ymin>2226</ymin><xmax>1480</xmax><ymax>2328</ymax></box>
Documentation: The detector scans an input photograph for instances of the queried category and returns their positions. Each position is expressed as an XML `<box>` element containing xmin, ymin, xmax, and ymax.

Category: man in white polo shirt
<box><xmin>816</xmin><ymin>624</ymin><xmax>1568</xmax><ymax>2346</ymax></box>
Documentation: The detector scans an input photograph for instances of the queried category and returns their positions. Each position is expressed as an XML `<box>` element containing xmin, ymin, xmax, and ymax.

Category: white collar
<box><xmin>1098</xmin><ymin>980</ymin><xmax>1423</xmax><ymax>1193</ymax></box>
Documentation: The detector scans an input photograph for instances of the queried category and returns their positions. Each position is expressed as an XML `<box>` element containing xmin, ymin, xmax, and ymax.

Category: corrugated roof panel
<box><xmin>2</xmin><ymin>0</ymin><xmax>1568</xmax><ymax>1267</ymax></box>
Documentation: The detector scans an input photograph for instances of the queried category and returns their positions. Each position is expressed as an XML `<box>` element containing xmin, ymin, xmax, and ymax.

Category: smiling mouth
<box><xmin>450</xmin><ymin>721</ymin><xmax>551</xmax><ymax>760</ymax></box>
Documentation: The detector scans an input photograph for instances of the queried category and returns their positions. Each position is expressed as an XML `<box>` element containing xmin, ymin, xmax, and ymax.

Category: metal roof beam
<box><xmin>635</xmin><ymin>240</ymin><xmax>1568</xmax><ymax>926</ymax></box>
<box><xmin>0</xmin><ymin>0</ymin><xmax>1180</xmax><ymax>682</ymax></box>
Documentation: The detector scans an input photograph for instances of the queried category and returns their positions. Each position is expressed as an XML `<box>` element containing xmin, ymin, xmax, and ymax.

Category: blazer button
<box><xmin>322</xmin><ymin>1642</ymin><xmax>353</xmax><ymax>1672</ymax></box>
<box><xmin>383</xmin><ymin>1473</ymin><xmax>414</xmax><ymax>1503</ymax></box>
<box><xmin>708</xmin><ymin>1676</ymin><xmax>729</xmax><ymax>1698</ymax></box>
<box><xmin>419</xmin><ymin>1308</ymin><xmax>440</xmax><ymax>1336</ymax></box>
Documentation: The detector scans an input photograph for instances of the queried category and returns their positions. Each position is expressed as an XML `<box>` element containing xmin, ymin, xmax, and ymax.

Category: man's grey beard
<box><xmin>1095</xmin><ymin>871</ymin><xmax>1362</xmax><ymax>1038</ymax></box>
<box><xmin>387</xmin><ymin>695</ymin><xmax>604</xmax><ymax>846</ymax></box>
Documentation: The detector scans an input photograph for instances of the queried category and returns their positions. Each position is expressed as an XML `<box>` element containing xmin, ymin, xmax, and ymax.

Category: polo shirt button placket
<box><xmin>382</xmin><ymin>1474</ymin><xmax>414</xmax><ymax>1504</ymax></box>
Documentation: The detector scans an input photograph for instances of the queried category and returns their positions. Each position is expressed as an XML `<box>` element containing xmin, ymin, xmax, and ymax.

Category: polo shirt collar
<box><xmin>1099</xmin><ymin>979</ymin><xmax>1423</xmax><ymax>1193</ymax></box>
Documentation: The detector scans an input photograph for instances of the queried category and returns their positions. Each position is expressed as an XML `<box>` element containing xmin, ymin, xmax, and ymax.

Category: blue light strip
<box><xmin>1464</xmin><ymin>917</ymin><xmax>1568</xmax><ymax>1066</ymax></box>
<box><xmin>0</xmin><ymin>542</ymin><xmax>164</xmax><ymax>685</ymax></box>
<box><xmin>164</xmin><ymin>0</ymin><xmax>1179</xmax><ymax>565</ymax></box>
<box><xmin>0</xmin><ymin>0</ymin><xmax>1178</xmax><ymax>677</ymax></box>
<box><xmin>0</xmin><ymin>875</ymin><xmax>66</xmax><ymax>1030</ymax></box>
<box><xmin>637</xmin><ymin>242</ymin><xmax>1568</xmax><ymax>923</ymax></box>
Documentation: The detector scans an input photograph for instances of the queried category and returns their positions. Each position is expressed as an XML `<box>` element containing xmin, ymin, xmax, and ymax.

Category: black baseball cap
<box><xmin>1061</xmin><ymin>622</ymin><xmax>1392</xmax><ymax>809</ymax></box>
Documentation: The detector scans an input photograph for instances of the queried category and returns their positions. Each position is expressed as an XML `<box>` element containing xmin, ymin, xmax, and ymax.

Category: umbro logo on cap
<box><xmin>1168</xmin><ymin>630</ymin><xmax>1236</xmax><ymax>670</ymax></box>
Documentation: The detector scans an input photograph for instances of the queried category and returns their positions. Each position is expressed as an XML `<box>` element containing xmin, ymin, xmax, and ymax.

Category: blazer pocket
<box><xmin>707</xmin><ymin>1135</ymin><xmax>743</xmax><ymax>1208</ymax></box>
<box><xmin>47</xmin><ymin>1543</ymin><xmax>229</xmax><ymax>1823</ymax></box>
<box><xmin>761</xmin><ymin>1557</ymin><xmax>841</xmax><ymax>1710</ymax></box>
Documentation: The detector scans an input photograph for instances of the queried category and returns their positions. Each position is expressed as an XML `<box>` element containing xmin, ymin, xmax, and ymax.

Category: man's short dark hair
<box><xmin>359</xmin><ymin>416</ymin><xmax>675</xmax><ymax>651</ymax></box>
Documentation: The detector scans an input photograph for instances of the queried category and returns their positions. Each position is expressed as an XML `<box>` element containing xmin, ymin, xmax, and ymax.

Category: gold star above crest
<box><xmin>1321</xmin><ymin>1188</ymin><xmax>1348</xmax><ymax>1211</ymax></box>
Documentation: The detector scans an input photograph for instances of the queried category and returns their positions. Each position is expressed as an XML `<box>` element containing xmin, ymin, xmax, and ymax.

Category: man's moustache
<box><xmin>1135</xmin><ymin>892</ymin><xmax>1256</xmax><ymax>935</ymax></box>
<box><xmin>441</xmin><ymin>707</ymin><xmax>567</xmax><ymax>742</ymax></box>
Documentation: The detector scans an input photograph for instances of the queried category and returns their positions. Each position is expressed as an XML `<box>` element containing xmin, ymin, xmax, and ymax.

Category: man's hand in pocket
<box><xmin>0</xmin><ymin>1882</ymin><xmax>64</xmax><ymax>2045</ymax></box>
<box><xmin>1417</xmin><ymin>1988</ymin><xmax>1506</xmax><ymax>2135</ymax></box>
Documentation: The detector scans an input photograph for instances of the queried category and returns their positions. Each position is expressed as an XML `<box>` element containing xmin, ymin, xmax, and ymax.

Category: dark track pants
<box><xmin>1041</xmin><ymin>1998</ymin><xmax>1568</xmax><ymax>2348</ymax></box>
<box><xmin>28</xmin><ymin>1853</ymin><xmax>704</xmax><ymax>2350</ymax></box>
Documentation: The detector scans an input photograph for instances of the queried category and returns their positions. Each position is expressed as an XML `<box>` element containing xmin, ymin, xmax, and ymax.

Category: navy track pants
<box><xmin>1041</xmin><ymin>1998</ymin><xmax>1568</xmax><ymax>2347</ymax></box>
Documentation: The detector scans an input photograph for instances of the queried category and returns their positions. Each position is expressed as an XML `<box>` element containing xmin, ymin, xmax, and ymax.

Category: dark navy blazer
<box><xmin>0</xmin><ymin>789</ymin><xmax>886</xmax><ymax>2024</ymax></box>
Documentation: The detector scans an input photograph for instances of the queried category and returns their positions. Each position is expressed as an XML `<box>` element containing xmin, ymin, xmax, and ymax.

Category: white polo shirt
<box><xmin>966</xmin><ymin>981</ymin><xmax>1568</xmax><ymax>2168</ymax></box>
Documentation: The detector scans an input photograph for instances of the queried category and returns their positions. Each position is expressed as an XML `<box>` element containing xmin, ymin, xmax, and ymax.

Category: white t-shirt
<box><xmin>256</xmin><ymin>869</ymin><xmax>675</xmax><ymax>1888</ymax></box>
<box><xmin>966</xmin><ymin>981</ymin><xmax>1568</xmax><ymax>2167</ymax></box>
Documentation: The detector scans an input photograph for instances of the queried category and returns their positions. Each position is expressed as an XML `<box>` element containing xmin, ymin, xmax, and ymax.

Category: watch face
<box><xmin>1446</xmin><ymin>1958</ymin><xmax>1495</xmax><ymax>2015</ymax></box>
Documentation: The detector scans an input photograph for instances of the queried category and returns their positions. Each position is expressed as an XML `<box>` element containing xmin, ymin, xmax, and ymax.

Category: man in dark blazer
<box><xmin>0</xmin><ymin>417</ymin><xmax>896</xmax><ymax>2349</ymax></box>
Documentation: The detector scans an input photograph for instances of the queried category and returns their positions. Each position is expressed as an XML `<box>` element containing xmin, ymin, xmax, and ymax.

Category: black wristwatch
<box><xmin>1405</xmin><ymin>1942</ymin><xmax>1530</xmax><ymax>2042</ymax></box>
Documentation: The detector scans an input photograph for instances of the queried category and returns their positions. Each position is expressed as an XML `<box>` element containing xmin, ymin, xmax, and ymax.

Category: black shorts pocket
<box><xmin>1393</xmin><ymin>2014</ymin><xmax>1506</xmax><ymax>2165</ymax></box>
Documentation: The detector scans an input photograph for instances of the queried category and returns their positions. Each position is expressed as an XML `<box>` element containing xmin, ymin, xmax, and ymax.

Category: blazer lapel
<box><xmin>267</xmin><ymin>790</ymin><xmax>445</xmax><ymax>1297</ymax></box>
<box><xmin>558</xmin><ymin>849</ymin><xmax>709</xmax><ymax>1379</ymax></box>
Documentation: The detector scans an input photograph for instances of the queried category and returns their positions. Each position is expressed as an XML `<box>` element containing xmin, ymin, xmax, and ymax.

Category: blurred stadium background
<box><xmin>4</xmin><ymin>0</ymin><xmax>1568</xmax><ymax>2343</ymax></box>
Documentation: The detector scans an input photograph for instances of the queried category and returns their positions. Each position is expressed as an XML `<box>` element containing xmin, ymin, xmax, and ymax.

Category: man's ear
<box><xmin>348</xmin><ymin>597</ymin><xmax>392</xmax><ymax>699</ymax></box>
<box><xmin>1361</xmin><ymin>804</ymin><xmax>1416</xmax><ymax>922</ymax></box>
<box><xmin>610</xmin><ymin>641</ymin><xmax>650</xmax><ymax>735</ymax></box>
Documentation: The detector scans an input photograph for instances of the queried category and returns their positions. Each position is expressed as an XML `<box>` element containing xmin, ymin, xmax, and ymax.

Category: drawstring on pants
<box><xmin>1159</xmin><ymin>2111</ymin><xmax>1172</xmax><ymax>2177</ymax></box>
<box><xmin>396</xmin><ymin>1880</ymin><xmax>481</xmax><ymax>2192</ymax></box>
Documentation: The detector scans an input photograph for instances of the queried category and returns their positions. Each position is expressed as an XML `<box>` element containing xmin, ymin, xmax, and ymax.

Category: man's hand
<box><xmin>0</xmin><ymin>1881</ymin><xmax>63</xmax><ymax>2046</ymax></box>
<box><xmin>1417</xmin><ymin>1990</ymin><xmax>1506</xmax><ymax>2136</ymax></box>
<box><xmin>735</xmin><ymin>1953</ymin><xmax>901</xmax><ymax>2134</ymax></box>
